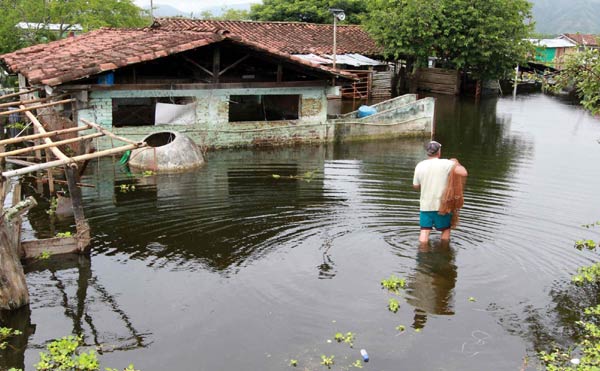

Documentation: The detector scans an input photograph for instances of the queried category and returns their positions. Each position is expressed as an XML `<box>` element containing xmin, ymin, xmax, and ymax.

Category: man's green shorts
<box><xmin>419</xmin><ymin>211</ymin><xmax>452</xmax><ymax>231</ymax></box>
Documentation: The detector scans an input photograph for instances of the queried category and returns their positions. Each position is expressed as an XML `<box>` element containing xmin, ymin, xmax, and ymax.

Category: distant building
<box><xmin>16</xmin><ymin>22</ymin><xmax>83</xmax><ymax>39</ymax></box>
<box><xmin>558</xmin><ymin>33</ymin><xmax>600</xmax><ymax>50</ymax></box>
<box><xmin>528</xmin><ymin>38</ymin><xmax>576</xmax><ymax>69</ymax></box>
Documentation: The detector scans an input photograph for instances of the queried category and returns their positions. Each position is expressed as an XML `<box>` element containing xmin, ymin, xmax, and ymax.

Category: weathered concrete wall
<box><xmin>77</xmin><ymin>86</ymin><xmax>329</xmax><ymax>149</ymax></box>
<box><xmin>331</xmin><ymin>97</ymin><xmax>435</xmax><ymax>142</ymax></box>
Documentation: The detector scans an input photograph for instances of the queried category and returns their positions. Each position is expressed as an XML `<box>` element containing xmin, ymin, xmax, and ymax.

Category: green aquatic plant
<box><xmin>142</xmin><ymin>170</ymin><xmax>156</xmax><ymax>177</ymax></box>
<box><xmin>320</xmin><ymin>355</ymin><xmax>334</xmax><ymax>369</ymax></box>
<box><xmin>575</xmin><ymin>239</ymin><xmax>598</xmax><ymax>251</ymax></box>
<box><xmin>107</xmin><ymin>365</ymin><xmax>140</xmax><ymax>371</ymax></box>
<box><xmin>56</xmin><ymin>231</ymin><xmax>72</xmax><ymax>238</ymax></box>
<box><xmin>352</xmin><ymin>359</ymin><xmax>363</xmax><ymax>368</ymax></box>
<box><xmin>468</xmin><ymin>296</ymin><xmax>477</xmax><ymax>302</ymax></box>
<box><xmin>396</xmin><ymin>325</ymin><xmax>406</xmax><ymax>332</ymax></box>
<box><xmin>119</xmin><ymin>184</ymin><xmax>136</xmax><ymax>193</ymax></box>
<box><xmin>38</xmin><ymin>251</ymin><xmax>52</xmax><ymax>260</ymax></box>
<box><xmin>272</xmin><ymin>174</ymin><xmax>281</xmax><ymax>179</ymax></box>
<box><xmin>388</xmin><ymin>298</ymin><xmax>400</xmax><ymax>313</ymax></box>
<box><xmin>34</xmin><ymin>336</ymin><xmax>99</xmax><ymax>371</ymax></box>
<box><xmin>381</xmin><ymin>275</ymin><xmax>406</xmax><ymax>294</ymax></box>
<box><xmin>333</xmin><ymin>332</ymin><xmax>355</xmax><ymax>347</ymax></box>
<box><xmin>572</xmin><ymin>262</ymin><xmax>600</xmax><ymax>285</ymax></box>
<box><xmin>46</xmin><ymin>197</ymin><xmax>57</xmax><ymax>215</ymax></box>
<box><xmin>0</xmin><ymin>327</ymin><xmax>22</xmax><ymax>350</ymax></box>
<box><xmin>289</xmin><ymin>359</ymin><xmax>298</xmax><ymax>367</ymax></box>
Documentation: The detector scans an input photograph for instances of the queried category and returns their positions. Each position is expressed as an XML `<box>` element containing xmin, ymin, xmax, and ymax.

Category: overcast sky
<box><xmin>134</xmin><ymin>0</ymin><xmax>261</xmax><ymax>13</ymax></box>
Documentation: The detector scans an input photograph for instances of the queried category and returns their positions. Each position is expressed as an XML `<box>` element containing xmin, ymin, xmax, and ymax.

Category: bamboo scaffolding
<box><xmin>0</xmin><ymin>98</ymin><xmax>75</xmax><ymax>117</ymax></box>
<box><xmin>2</xmin><ymin>142</ymin><xmax>145</xmax><ymax>178</ymax></box>
<box><xmin>0</xmin><ymin>124</ymin><xmax>92</xmax><ymax>146</ymax></box>
<box><xmin>0</xmin><ymin>132</ymin><xmax>104</xmax><ymax>158</ymax></box>
<box><xmin>0</xmin><ymin>94</ymin><xmax>68</xmax><ymax>109</ymax></box>
<box><xmin>0</xmin><ymin>88</ymin><xmax>40</xmax><ymax>101</ymax></box>
<box><xmin>81</xmin><ymin>119</ymin><xmax>139</xmax><ymax>145</ymax></box>
<box><xmin>21</xmin><ymin>105</ymin><xmax>70</xmax><ymax>162</ymax></box>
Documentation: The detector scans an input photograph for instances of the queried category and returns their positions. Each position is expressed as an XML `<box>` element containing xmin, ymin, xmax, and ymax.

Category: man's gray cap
<box><xmin>426</xmin><ymin>141</ymin><xmax>441</xmax><ymax>156</ymax></box>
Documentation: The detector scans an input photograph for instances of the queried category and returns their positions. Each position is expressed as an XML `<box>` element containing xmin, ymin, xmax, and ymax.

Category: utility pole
<box><xmin>329</xmin><ymin>9</ymin><xmax>345</xmax><ymax>70</ymax></box>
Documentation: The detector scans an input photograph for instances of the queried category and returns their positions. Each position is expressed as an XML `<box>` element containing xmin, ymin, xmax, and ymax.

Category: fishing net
<box><xmin>439</xmin><ymin>161</ymin><xmax>466</xmax><ymax>229</ymax></box>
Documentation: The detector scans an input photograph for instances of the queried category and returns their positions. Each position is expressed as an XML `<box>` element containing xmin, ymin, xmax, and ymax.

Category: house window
<box><xmin>228</xmin><ymin>95</ymin><xmax>300</xmax><ymax>122</ymax></box>
<box><xmin>112</xmin><ymin>97</ymin><xmax>196</xmax><ymax>127</ymax></box>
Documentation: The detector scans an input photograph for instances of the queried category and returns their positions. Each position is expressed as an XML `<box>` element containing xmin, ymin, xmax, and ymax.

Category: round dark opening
<box><xmin>145</xmin><ymin>132</ymin><xmax>176</xmax><ymax>147</ymax></box>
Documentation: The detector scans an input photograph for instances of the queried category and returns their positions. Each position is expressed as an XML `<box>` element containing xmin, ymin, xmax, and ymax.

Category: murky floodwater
<box><xmin>2</xmin><ymin>93</ymin><xmax>600</xmax><ymax>371</ymax></box>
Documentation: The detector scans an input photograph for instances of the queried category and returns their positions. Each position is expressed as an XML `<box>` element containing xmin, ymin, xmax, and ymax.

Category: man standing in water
<box><xmin>413</xmin><ymin>141</ymin><xmax>468</xmax><ymax>243</ymax></box>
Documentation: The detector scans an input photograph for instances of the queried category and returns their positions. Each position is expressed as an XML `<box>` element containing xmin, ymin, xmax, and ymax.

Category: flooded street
<box><xmin>6</xmin><ymin>93</ymin><xmax>600</xmax><ymax>370</ymax></box>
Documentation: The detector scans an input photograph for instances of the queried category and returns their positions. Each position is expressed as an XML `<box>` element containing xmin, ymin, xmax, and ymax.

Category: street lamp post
<box><xmin>329</xmin><ymin>8</ymin><xmax>345</xmax><ymax>70</ymax></box>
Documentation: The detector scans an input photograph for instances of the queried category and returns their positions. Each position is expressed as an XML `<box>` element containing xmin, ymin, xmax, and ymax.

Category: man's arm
<box><xmin>413</xmin><ymin>184</ymin><xmax>421</xmax><ymax>190</ymax></box>
<box><xmin>455</xmin><ymin>165</ymin><xmax>468</xmax><ymax>177</ymax></box>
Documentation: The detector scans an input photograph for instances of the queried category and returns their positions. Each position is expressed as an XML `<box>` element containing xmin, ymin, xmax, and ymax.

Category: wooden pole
<box><xmin>2</xmin><ymin>142</ymin><xmax>145</xmax><ymax>178</ymax></box>
<box><xmin>0</xmin><ymin>124</ymin><xmax>92</xmax><ymax>146</ymax></box>
<box><xmin>80</xmin><ymin>119</ymin><xmax>140</xmax><ymax>145</ymax></box>
<box><xmin>0</xmin><ymin>88</ymin><xmax>40</xmax><ymax>101</ymax></box>
<box><xmin>64</xmin><ymin>166</ymin><xmax>90</xmax><ymax>253</ymax></box>
<box><xmin>0</xmin><ymin>132</ymin><xmax>103</xmax><ymax>158</ymax></box>
<box><xmin>0</xmin><ymin>94</ymin><xmax>68</xmax><ymax>109</ymax></box>
<box><xmin>0</xmin><ymin>99</ymin><xmax>75</xmax><ymax>117</ymax></box>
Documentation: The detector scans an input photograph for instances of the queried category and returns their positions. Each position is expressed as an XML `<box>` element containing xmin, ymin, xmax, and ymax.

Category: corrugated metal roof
<box><xmin>528</xmin><ymin>38</ymin><xmax>576</xmax><ymax>48</ymax></box>
<box><xmin>293</xmin><ymin>53</ymin><xmax>385</xmax><ymax>67</ymax></box>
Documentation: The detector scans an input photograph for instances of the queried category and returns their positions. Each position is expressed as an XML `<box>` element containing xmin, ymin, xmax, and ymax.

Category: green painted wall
<box><xmin>534</xmin><ymin>47</ymin><xmax>557</xmax><ymax>64</ymax></box>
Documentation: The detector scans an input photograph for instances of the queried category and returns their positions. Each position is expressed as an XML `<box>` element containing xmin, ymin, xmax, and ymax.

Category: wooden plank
<box><xmin>21</xmin><ymin>237</ymin><xmax>78</xmax><ymax>259</ymax></box>
<box><xmin>182</xmin><ymin>56</ymin><xmax>213</xmax><ymax>77</ymax></box>
<box><xmin>0</xmin><ymin>132</ymin><xmax>103</xmax><ymax>158</ymax></box>
<box><xmin>0</xmin><ymin>98</ymin><xmax>75</xmax><ymax>117</ymax></box>
<box><xmin>0</xmin><ymin>124</ymin><xmax>91</xmax><ymax>146</ymax></box>
<box><xmin>219</xmin><ymin>54</ymin><xmax>250</xmax><ymax>77</ymax></box>
<box><xmin>61</xmin><ymin>80</ymin><xmax>330</xmax><ymax>91</ymax></box>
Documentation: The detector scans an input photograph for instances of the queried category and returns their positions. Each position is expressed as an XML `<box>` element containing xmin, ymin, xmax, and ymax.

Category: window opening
<box><xmin>229</xmin><ymin>95</ymin><xmax>300</xmax><ymax>122</ymax></box>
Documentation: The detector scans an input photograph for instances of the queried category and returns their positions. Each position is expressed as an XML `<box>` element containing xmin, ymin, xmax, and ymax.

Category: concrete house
<box><xmin>0</xmin><ymin>19</ymin><xmax>433</xmax><ymax>149</ymax></box>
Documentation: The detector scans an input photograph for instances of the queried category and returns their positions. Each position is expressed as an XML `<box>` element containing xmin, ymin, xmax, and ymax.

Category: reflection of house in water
<box><xmin>72</xmin><ymin>148</ymin><xmax>343</xmax><ymax>273</ymax></box>
<box><xmin>406</xmin><ymin>242</ymin><xmax>457</xmax><ymax>330</ymax></box>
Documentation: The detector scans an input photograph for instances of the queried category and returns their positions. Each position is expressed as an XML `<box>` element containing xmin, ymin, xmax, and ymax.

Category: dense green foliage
<box><xmin>0</xmin><ymin>0</ymin><xmax>149</xmax><ymax>54</ymax></box>
<box><xmin>553</xmin><ymin>47</ymin><xmax>600</xmax><ymax>115</ymax></box>
<box><xmin>250</xmin><ymin>0</ymin><xmax>367</xmax><ymax>24</ymax></box>
<box><xmin>538</xmin><ymin>222</ymin><xmax>600</xmax><ymax>371</ymax></box>
<box><xmin>199</xmin><ymin>7</ymin><xmax>251</xmax><ymax>20</ymax></box>
<box><xmin>362</xmin><ymin>0</ymin><xmax>535</xmax><ymax>79</ymax></box>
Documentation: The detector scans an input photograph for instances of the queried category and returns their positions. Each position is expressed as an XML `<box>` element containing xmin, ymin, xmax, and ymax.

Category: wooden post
<box><xmin>212</xmin><ymin>47</ymin><xmax>220</xmax><ymax>84</ymax></box>
<box><xmin>277</xmin><ymin>64</ymin><xmax>283</xmax><ymax>82</ymax></box>
<box><xmin>0</xmin><ymin>195</ymin><xmax>37</xmax><ymax>310</ymax></box>
<box><xmin>64</xmin><ymin>166</ymin><xmax>90</xmax><ymax>253</ymax></box>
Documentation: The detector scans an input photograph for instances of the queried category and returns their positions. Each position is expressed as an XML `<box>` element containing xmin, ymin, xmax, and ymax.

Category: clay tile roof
<box><xmin>155</xmin><ymin>18</ymin><xmax>382</xmax><ymax>55</ymax></box>
<box><xmin>562</xmin><ymin>33</ymin><xmax>599</xmax><ymax>47</ymax></box>
<box><xmin>0</xmin><ymin>20</ymin><xmax>361</xmax><ymax>86</ymax></box>
<box><xmin>0</xmin><ymin>28</ymin><xmax>222</xmax><ymax>86</ymax></box>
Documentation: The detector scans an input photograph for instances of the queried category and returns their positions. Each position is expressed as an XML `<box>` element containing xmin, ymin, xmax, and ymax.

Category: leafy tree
<box><xmin>200</xmin><ymin>7</ymin><xmax>250</xmax><ymax>21</ymax></box>
<box><xmin>0</xmin><ymin>0</ymin><xmax>149</xmax><ymax>54</ymax></box>
<box><xmin>250</xmin><ymin>0</ymin><xmax>367</xmax><ymax>24</ymax></box>
<box><xmin>553</xmin><ymin>47</ymin><xmax>600</xmax><ymax>115</ymax></box>
<box><xmin>363</xmin><ymin>0</ymin><xmax>534</xmax><ymax>79</ymax></box>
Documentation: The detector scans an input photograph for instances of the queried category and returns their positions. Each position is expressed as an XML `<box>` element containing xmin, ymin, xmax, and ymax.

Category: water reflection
<box><xmin>0</xmin><ymin>254</ymin><xmax>149</xmax><ymax>370</ymax></box>
<box><xmin>406</xmin><ymin>240</ymin><xmax>457</xmax><ymax>329</ymax></box>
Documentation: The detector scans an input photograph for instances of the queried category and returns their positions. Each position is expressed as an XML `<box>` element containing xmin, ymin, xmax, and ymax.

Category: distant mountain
<box><xmin>146</xmin><ymin>4</ymin><xmax>188</xmax><ymax>17</ymax></box>
<box><xmin>530</xmin><ymin>0</ymin><xmax>600</xmax><ymax>34</ymax></box>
